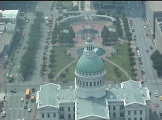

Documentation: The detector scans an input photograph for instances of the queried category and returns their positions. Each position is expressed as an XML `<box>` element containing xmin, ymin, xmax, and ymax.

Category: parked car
<box><xmin>10</xmin><ymin>90</ymin><xmax>16</xmax><ymax>93</ymax></box>
<box><xmin>141</xmin><ymin>69</ymin><xmax>145</xmax><ymax>74</ymax></box>
<box><xmin>28</xmin><ymin>108</ymin><xmax>32</xmax><ymax>112</ymax></box>
<box><xmin>32</xmin><ymin>88</ymin><xmax>35</xmax><ymax>92</ymax></box>
<box><xmin>155</xmin><ymin>93</ymin><xmax>158</xmax><ymax>97</ymax></box>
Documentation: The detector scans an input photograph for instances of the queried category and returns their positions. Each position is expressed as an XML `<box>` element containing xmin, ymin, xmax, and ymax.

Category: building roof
<box><xmin>0</xmin><ymin>23</ymin><xmax>16</xmax><ymax>54</ymax></box>
<box><xmin>75</xmin><ymin>54</ymin><xmax>105</xmax><ymax>73</ymax></box>
<box><xmin>149</xmin><ymin>1</ymin><xmax>162</xmax><ymax>12</ymax></box>
<box><xmin>37</xmin><ymin>83</ymin><xmax>75</xmax><ymax>109</ymax></box>
<box><xmin>106</xmin><ymin>80</ymin><xmax>150</xmax><ymax>106</ymax></box>
<box><xmin>76</xmin><ymin>97</ymin><xmax>110</xmax><ymax>120</ymax></box>
<box><xmin>0</xmin><ymin>10</ymin><xmax>19</xmax><ymax>19</ymax></box>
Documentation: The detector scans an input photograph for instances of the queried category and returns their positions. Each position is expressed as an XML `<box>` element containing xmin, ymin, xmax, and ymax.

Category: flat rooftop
<box><xmin>0</xmin><ymin>10</ymin><xmax>18</xmax><ymax>19</ymax></box>
<box><xmin>0</xmin><ymin>25</ymin><xmax>13</xmax><ymax>54</ymax></box>
<box><xmin>149</xmin><ymin>1</ymin><xmax>162</xmax><ymax>12</ymax></box>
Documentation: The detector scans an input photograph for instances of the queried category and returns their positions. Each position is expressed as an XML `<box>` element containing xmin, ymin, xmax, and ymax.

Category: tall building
<box><xmin>36</xmin><ymin>37</ymin><xmax>150</xmax><ymax>120</ymax></box>
<box><xmin>0</xmin><ymin>10</ymin><xmax>19</xmax><ymax>66</ymax></box>
<box><xmin>146</xmin><ymin>1</ymin><xmax>162</xmax><ymax>36</ymax></box>
<box><xmin>146</xmin><ymin>1</ymin><xmax>162</xmax><ymax>53</ymax></box>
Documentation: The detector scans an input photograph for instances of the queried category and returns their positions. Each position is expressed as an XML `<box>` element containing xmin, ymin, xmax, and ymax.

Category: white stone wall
<box><xmin>124</xmin><ymin>104</ymin><xmax>146</xmax><ymax>120</ymax></box>
<box><xmin>108</xmin><ymin>101</ymin><xmax>125</xmax><ymax>120</ymax></box>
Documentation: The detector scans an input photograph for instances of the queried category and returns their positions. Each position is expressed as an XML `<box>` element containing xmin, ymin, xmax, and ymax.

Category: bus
<box><xmin>25</xmin><ymin>89</ymin><xmax>30</xmax><ymax>99</ymax></box>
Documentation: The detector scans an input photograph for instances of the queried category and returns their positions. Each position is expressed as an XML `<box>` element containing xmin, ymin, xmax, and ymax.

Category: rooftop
<box><xmin>0</xmin><ymin>23</ymin><xmax>16</xmax><ymax>54</ymax></box>
<box><xmin>149</xmin><ymin>1</ymin><xmax>162</xmax><ymax>12</ymax></box>
<box><xmin>0</xmin><ymin>10</ymin><xmax>19</xmax><ymax>19</ymax></box>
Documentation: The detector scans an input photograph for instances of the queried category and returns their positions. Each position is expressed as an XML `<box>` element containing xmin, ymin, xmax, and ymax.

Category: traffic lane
<box><xmin>133</xmin><ymin>18</ymin><xmax>154</xmax><ymax>81</ymax></box>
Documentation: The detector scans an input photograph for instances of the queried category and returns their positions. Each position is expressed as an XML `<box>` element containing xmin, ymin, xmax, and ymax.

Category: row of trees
<box><xmin>20</xmin><ymin>12</ymin><xmax>44</xmax><ymax>78</ymax></box>
<box><xmin>101</xmin><ymin>25</ymin><xmax>118</xmax><ymax>45</ymax></box>
<box><xmin>151</xmin><ymin>50</ymin><xmax>162</xmax><ymax>76</ymax></box>
<box><xmin>113</xmin><ymin>16</ymin><xmax>123</xmax><ymax>37</ymax></box>
<box><xmin>127</xmin><ymin>42</ymin><xmax>137</xmax><ymax>78</ymax></box>
<box><xmin>122</xmin><ymin>16</ymin><xmax>132</xmax><ymax>41</ymax></box>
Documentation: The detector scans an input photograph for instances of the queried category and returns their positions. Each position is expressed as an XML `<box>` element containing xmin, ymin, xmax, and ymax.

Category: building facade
<box><xmin>36</xmin><ymin>37</ymin><xmax>150</xmax><ymax>120</ymax></box>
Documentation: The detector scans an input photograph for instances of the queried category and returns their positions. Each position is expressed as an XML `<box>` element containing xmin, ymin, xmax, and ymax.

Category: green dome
<box><xmin>76</xmin><ymin>55</ymin><xmax>105</xmax><ymax>73</ymax></box>
<box><xmin>86</xmin><ymin>37</ymin><xmax>92</xmax><ymax>42</ymax></box>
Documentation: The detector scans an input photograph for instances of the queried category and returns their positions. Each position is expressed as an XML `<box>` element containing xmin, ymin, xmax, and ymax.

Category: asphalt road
<box><xmin>128</xmin><ymin>1</ymin><xmax>162</xmax><ymax>119</ymax></box>
<box><xmin>1</xmin><ymin>1</ymin><xmax>60</xmax><ymax>120</ymax></box>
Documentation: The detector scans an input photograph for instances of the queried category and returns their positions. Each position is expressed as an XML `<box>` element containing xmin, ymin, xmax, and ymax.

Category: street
<box><xmin>129</xmin><ymin>1</ymin><xmax>162</xmax><ymax>119</ymax></box>
<box><xmin>1</xmin><ymin>1</ymin><xmax>60</xmax><ymax>120</ymax></box>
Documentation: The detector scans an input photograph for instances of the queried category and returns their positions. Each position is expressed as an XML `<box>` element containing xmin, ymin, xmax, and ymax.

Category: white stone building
<box><xmin>36</xmin><ymin>37</ymin><xmax>150</xmax><ymax>120</ymax></box>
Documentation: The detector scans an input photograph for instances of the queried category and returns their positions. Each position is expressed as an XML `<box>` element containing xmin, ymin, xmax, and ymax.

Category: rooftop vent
<box><xmin>141</xmin><ymin>91</ymin><xmax>144</xmax><ymax>97</ymax></box>
<box><xmin>115</xmin><ymin>84</ymin><xmax>118</xmax><ymax>89</ymax></box>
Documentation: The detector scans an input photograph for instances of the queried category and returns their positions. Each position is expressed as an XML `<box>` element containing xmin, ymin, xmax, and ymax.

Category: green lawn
<box><xmin>50</xmin><ymin>46</ymin><xmax>74</xmax><ymax>75</ymax></box>
<box><xmin>103</xmin><ymin>60</ymin><xmax>128</xmax><ymax>81</ymax></box>
<box><xmin>109</xmin><ymin>43</ymin><xmax>131</xmax><ymax>73</ymax></box>
<box><xmin>58</xmin><ymin>59</ymin><xmax>128</xmax><ymax>82</ymax></box>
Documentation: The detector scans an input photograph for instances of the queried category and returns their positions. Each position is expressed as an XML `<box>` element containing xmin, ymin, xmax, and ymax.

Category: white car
<box><xmin>28</xmin><ymin>108</ymin><xmax>32</xmax><ymax>112</ymax></box>
<box><xmin>155</xmin><ymin>93</ymin><xmax>158</xmax><ymax>97</ymax></box>
<box><xmin>21</xmin><ymin>98</ymin><xmax>24</xmax><ymax>102</ymax></box>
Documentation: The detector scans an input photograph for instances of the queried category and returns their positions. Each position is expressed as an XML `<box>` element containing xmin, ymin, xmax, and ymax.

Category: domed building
<box><xmin>36</xmin><ymin>37</ymin><xmax>150</xmax><ymax>120</ymax></box>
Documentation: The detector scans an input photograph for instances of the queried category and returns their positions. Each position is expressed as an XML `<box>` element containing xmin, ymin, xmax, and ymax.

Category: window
<box><xmin>68</xmin><ymin>107</ymin><xmax>70</xmax><ymax>111</ymax></box>
<box><xmin>60</xmin><ymin>114</ymin><xmax>64</xmax><ymax>119</ymax></box>
<box><xmin>97</xmin><ymin>81</ymin><xmax>99</xmax><ymax>86</ymax></box>
<box><xmin>128</xmin><ymin>118</ymin><xmax>131</xmax><ymax>120</ymax></box>
<box><xmin>128</xmin><ymin>111</ymin><xmax>131</xmax><ymax>115</ymax></box>
<box><xmin>108</xmin><ymin>106</ymin><xmax>110</xmax><ymax>110</ymax></box>
<box><xmin>68</xmin><ymin>114</ymin><xmax>71</xmax><ymax>119</ymax></box>
<box><xmin>53</xmin><ymin>113</ymin><xmax>56</xmax><ymax>117</ymax></box>
<box><xmin>80</xmin><ymin>81</ymin><xmax>81</xmax><ymax>85</ymax></box>
<box><xmin>113</xmin><ymin>112</ymin><xmax>116</xmax><ymax>117</ymax></box>
<box><xmin>90</xmin><ymin>82</ymin><xmax>92</xmax><ymax>86</ymax></box>
<box><xmin>83</xmin><ymin>81</ymin><xmax>84</xmax><ymax>86</ymax></box>
<box><xmin>113</xmin><ymin>106</ymin><xmax>115</xmax><ymax>110</ymax></box>
<box><xmin>94</xmin><ymin>81</ymin><xmax>96</xmax><ymax>86</ymax></box>
<box><xmin>60</xmin><ymin>107</ymin><xmax>64</xmax><ymax>111</ymax></box>
<box><xmin>42</xmin><ymin>113</ymin><xmax>44</xmax><ymax>118</ymax></box>
<box><xmin>120</xmin><ymin>112</ymin><xmax>124</xmax><ymax>117</ymax></box>
<box><xmin>140</xmin><ymin>118</ymin><xmax>142</xmax><ymax>120</ymax></box>
<box><xmin>100</xmin><ymin>80</ymin><xmax>101</xmax><ymax>85</ymax></box>
<box><xmin>73</xmin><ymin>107</ymin><xmax>75</xmax><ymax>111</ymax></box>
<box><xmin>134</xmin><ymin>110</ymin><xmax>136</xmax><ymax>115</ymax></box>
<box><xmin>134</xmin><ymin>118</ymin><xmax>137</xmax><ymax>120</ymax></box>
<box><xmin>48</xmin><ymin>113</ymin><xmax>50</xmax><ymax>118</ymax></box>
<box><xmin>140</xmin><ymin>110</ymin><xmax>142</xmax><ymax>115</ymax></box>
<box><xmin>86</xmin><ymin>82</ymin><xmax>88</xmax><ymax>86</ymax></box>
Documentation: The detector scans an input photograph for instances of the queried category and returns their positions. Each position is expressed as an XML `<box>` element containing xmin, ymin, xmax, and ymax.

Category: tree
<box><xmin>101</xmin><ymin>25</ymin><xmax>109</xmax><ymax>39</ymax></box>
<box><xmin>49</xmin><ymin>64</ymin><xmax>54</xmax><ymax>68</ymax></box>
<box><xmin>50</xmin><ymin>49</ymin><xmax>55</xmax><ymax>53</ymax></box>
<box><xmin>69</xmin><ymin>26</ymin><xmax>75</xmax><ymax>39</ymax></box>
<box><xmin>65</xmin><ymin>68</ymin><xmax>69</xmax><ymax>73</ymax></box>
<box><xmin>60</xmin><ymin>73</ymin><xmax>66</xmax><ymax>79</ymax></box>
<box><xmin>48</xmin><ymin>73</ymin><xmax>54</xmax><ymax>79</ymax></box>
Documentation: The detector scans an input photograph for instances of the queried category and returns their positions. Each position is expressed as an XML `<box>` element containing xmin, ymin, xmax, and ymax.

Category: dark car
<box><xmin>32</xmin><ymin>88</ymin><xmax>35</xmax><ymax>92</ymax></box>
<box><xmin>25</xmin><ymin>100</ymin><xmax>28</xmax><ymax>104</ymax></box>
<box><xmin>24</xmin><ymin>105</ymin><xmax>27</xmax><ymax>109</ymax></box>
<box><xmin>10</xmin><ymin>90</ymin><xmax>16</xmax><ymax>93</ymax></box>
